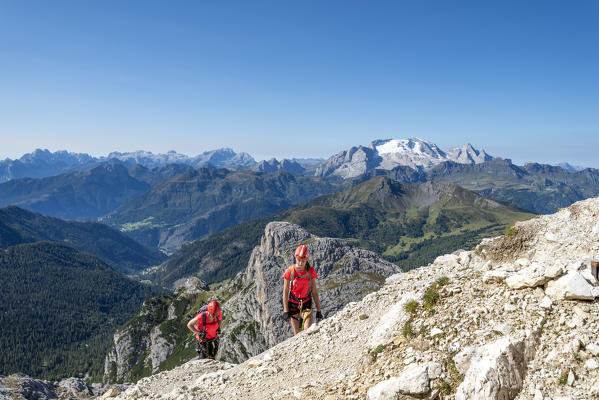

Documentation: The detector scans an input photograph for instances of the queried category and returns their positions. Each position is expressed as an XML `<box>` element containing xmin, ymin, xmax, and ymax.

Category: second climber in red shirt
<box><xmin>282</xmin><ymin>244</ymin><xmax>323</xmax><ymax>335</ymax></box>
<box><xmin>187</xmin><ymin>300</ymin><xmax>222</xmax><ymax>360</ymax></box>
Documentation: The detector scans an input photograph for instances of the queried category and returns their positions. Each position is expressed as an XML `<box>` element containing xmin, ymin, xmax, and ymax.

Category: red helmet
<box><xmin>206</xmin><ymin>300</ymin><xmax>221</xmax><ymax>316</ymax></box>
<box><xmin>294</xmin><ymin>245</ymin><xmax>309</xmax><ymax>260</ymax></box>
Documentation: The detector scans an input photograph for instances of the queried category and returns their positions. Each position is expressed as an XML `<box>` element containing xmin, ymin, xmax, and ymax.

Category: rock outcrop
<box><xmin>219</xmin><ymin>221</ymin><xmax>403</xmax><ymax>362</ymax></box>
<box><xmin>102</xmin><ymin>221</ymin><xmax>401</xmax><ymax>383</ymax></box>
<box><xmin>107</xmin><ymin>196</ymin><xmax>599</xmax><ymax>399</ymax></box>
<box><xmin>0</xmin><ymin>374</ymin><xmax>106</xmax><ymax>400</ymax></box>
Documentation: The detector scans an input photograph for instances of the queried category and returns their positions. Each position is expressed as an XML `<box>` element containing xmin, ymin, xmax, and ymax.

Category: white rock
<box><xmin>434</xmin><ymin>254</ymin><xmax>460</xmax><ymax>267</ymax></box>
<box><xmin>515</xmin><ymin>258</ymin><xmax>530</xmax><ymax>267</ymax></box>
<box><xmin>430</xmin><ymin>327</ymin><xmax>443</xmax><ymax>337</ymax></box>
<box><xmin>587</xmin><ymin>343</ymin><xmax>599</xmax><ymax>356</ymax></box>
<box><xmin>568</xmin><ymin>370</ymin><xmax>576</xmax><ymax>386</ymax></box>
<box><xmin>367</xmin><ymin>377</ymin><xmax>402</xmax><ymax>400</ymax></box>
<box><xmin>506</xmin><ymin>263</ymin><xmax>551</xmax><ymax>289</ymax></box>
<box><xmin>426</xmin><ymin>362</ymin><xmax>443</xmax><ymax>380</ymax></box>
<box><xmin>504</xmin><ymin>304</ymin><xmax>517</xmax><ymax>312</ymax></box>
<box><xmin>397</xmin><ymin>363</ymin><xmax>433</xmax><ymax>396</ymax></box>
<box><xmin>585</xmin><ymin>359</ymin><xmax>599</xmax><ymax>370</ymax></box>
<box><xmin>539</xmin><ymin>296</ymin><xmax>553</xmax><ymax>309</ymax></box>
<box><xmin>455</xmin><ymin>334</ymin><xmax>538</xmax><ymax>400</ymax></box>
<box><xmin>100</xmin><ymin>388</ymin><xmax>119</xmax><ymax>400</ymax></box>
<box><xmin>385</xmin><ymin>273</ymin><xmax>404</xmax><ymax>284</ymax></box>
<box><xmin>262</xmin><ymin>351</ymin><xmax>273</xmax><ymax>362</ymax></box>
<box><xmin>454</xmin><ymin>346</ymin><xmax>476</xmax><ymax>376</ymax></box>
<box><xmin>545</xmin><ymin>232</ymin><xmax>559</xmax><ymax>242</ymax></box>
<box><xmin>367</xmin><ymin>293</ymin><xmax>419</xmax><ymax>348</ymax></box>
<box><xmin>533</xmin><ymin>389</ymin><xmax>543</xmax><ymax>400</ymax></box>
<box><xmin>482</xmin><ymin>269</ymin><xmax>510</xmax><ymax>284</ymax></box>
<box><xmin>544</xmin><ymin>264</ymin><xmax>563</xmax><ymax>279</ymax></box>
<box><xmin>545</xmin><ymin>271</ymin><xmax>598</xmax><ymax>301</ymax></box>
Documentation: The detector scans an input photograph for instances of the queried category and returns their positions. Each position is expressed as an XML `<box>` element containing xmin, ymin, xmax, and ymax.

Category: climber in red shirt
<box><xmin>187</xmin><ymin>300</ymin><xmax>222</xmax><ymax>360</ymax></box>
<box><xmin>282</xmin><ymin>244</ymin><xmax>323</xmax><ymax>335</ymax></box>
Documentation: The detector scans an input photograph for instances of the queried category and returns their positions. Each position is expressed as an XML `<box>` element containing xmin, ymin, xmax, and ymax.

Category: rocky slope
<box><xmin>102</xmin><ymin>222</ymin><xmax>402</xmax><ymax>383</ymax></box>
<box><xmin>108</xmin><ymin>195</ymin><xmax>599</xmax><ymax>399</ymax></box>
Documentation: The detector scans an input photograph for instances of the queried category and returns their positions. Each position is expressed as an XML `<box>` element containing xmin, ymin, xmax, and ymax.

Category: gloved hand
<box><xmin>283</xmin><ymin>311</ymin><xmax>290</xmax><ymax>321</ymax></box>
<box><xmin>316</xmin><ymin>311</ymin><xmax>323</xmax><ymax>322</ymax></box>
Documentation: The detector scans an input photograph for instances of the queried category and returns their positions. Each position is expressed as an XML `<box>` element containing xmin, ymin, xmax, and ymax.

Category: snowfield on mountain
<box><xmin>104</xmin><ymin>196</ymin><xmax>599</xmax><ymax>399</ymax></box>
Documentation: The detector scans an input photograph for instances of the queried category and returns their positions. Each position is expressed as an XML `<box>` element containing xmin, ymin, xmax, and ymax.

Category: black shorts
<box><xmin>288</xmin><ymin>299</ymin><xmax>312</xmax><ymax>315</ymax></box>
<box><xmin>196</xmin><ymin>337</ymin><xmax>219</xmax><ymax>359</ymax></box>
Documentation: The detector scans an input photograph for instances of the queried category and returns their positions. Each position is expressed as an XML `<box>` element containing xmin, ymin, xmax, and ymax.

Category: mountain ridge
<box><xmin>0</xmin><ymin>206</ymin><xmax>165</xmax><ymax>274</ymax></box>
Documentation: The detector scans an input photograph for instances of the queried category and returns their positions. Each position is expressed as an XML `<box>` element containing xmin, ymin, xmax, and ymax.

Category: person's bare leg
<box><xmin>290</xmin><ymin>314</ymin><xmax>301</xmax><ymax>334</ymax></box>
<box><xmin>302</xmin><ymin>310</ymin><xmax>313</xmax><ymax>330</ymax></box>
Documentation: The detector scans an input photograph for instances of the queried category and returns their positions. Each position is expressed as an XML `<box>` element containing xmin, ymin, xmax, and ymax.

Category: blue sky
<box><xmin>1</xmin><ymin>1</ymin><xmax>598</xmax><ymax>167</ymax></box>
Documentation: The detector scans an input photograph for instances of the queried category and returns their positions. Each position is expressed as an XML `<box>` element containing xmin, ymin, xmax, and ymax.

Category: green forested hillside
<box><xmin>148</xmin><ymin>177</ymin><xmax>534</xmax><ymax>288</ymax></box>
<box><xmin>0</xmin><ymin>242</ymin><xmax>161</xmax><ymax>381</ymax></box>
<box><xmin>106</xmin><ymin>168</ymin><xmax>346</xmax><ymax>252</ymax></box>
<box><xmin>0</xmin><ymin>206</ymin><xmax>165</xmax><ymax>274</ymax></box>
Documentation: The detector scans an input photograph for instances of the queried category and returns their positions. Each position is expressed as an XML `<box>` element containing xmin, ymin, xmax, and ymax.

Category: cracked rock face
<box><xmin>218</xmin><ymin>221</ymin><xmax>403</xmax><ymax>363</ymax></box>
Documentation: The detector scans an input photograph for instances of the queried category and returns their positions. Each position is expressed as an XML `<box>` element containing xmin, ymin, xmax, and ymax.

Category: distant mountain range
<box><xmin>0</xmin><ymin>148</ymin><xmax>309</xmax><ymax>183</ymax></box>
<box><xmin>2</xmin><ymin>139</ymin><xmax>592</xmax><ymax>185</ymax></box>
<box><xmin>0</xmin><ymin>162</ymin><xmax>194</xmax><ymax>220</ymax></box>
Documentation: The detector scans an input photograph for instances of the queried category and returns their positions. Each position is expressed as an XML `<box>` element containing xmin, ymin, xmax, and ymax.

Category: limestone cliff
<box><xmin>219</xmin><ymin>221</ymin><xmax>402</xmax><ymax>362</ymax></box>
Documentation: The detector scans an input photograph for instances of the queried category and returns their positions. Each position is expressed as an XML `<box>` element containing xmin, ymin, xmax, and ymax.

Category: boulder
<box><xmin>367</xmin><ymin>377</ymin><xmax>402</xmax><ymax>400</ymax></box>
<box><xmin>397</xmin><ymin>362</ymin><xmax>440</xmax><ymax>396</ymax></box>
<box><xmin>57</xmin><ymin>378</ymin><xmax>92</xmax><ymax>397</ymax></box>
<box><xmin>506</xmin><ymin>263</ymin><xmax>558</xmax><ymax>289</ymax></box>
<box><xmin>455</xmin><ymin>330</ymin><xmax>540</xmax><ymax>400</ymax></box>
<box><xmin>545</xmin><ymin>271</ymin><xmax>599</xmax><ymax>301</ymax></box>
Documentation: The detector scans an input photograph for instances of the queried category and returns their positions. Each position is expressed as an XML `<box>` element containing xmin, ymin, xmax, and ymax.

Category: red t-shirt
<box><xmin>283</xmin><ymin>265</ymin><xmax>318</xmax><ymax>300</ymax></box>
<box><xmin>194</xmin><ymin>312</ymin><xmax>220</xmax><ymax>341</ymax></box>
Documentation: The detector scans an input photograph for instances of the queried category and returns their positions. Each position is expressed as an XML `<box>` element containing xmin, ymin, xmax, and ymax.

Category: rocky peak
<box><xmin>446</xmin><ymin>143</ymin><xmax>493</xmax><ymax>164</ymax></box>
<box><xmin>218</xmin><ymin>221</ymin><xmax>403</xmax><ymax>363</ymax></box>
<box><xmin>315</xmin><ymin>138</ymin><xmax>493</xmax><ymax>178</ymax></box>
<box><xmin>108</xmin><ymin>195</ymin><xmax>599</xmax><ymax>400</ymax></box>
<box><xmin>251</xmin><ymin>158</ymin><xmax>306</xmax><ymax>174</ymax></box>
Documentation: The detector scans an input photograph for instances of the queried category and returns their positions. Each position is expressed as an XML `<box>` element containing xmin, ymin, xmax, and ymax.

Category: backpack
<box><xmin>195</xmin><ymin>305</ymin><xmax>222</xmax><ymax>340</ymax></box>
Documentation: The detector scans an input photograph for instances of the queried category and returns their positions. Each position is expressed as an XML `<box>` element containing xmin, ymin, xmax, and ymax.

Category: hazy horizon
<box><xmin>2</xmin><ymin>1</ymin><xmax>598</xmax><ymax>167</ymax></box>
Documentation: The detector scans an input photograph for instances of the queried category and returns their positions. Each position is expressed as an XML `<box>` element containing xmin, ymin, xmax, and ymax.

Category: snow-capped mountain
<box><xmin>0</xmin><ymin>148</ymin><xmax>257</xmax><ymax>182</ymax></box>
<box><xmin>557</xmin><ymin>162</ymin><xmax>585</xmax><ymax>172</ymax></box>
<box><xmin>108</xmin><ymin>148</ymin><xmax>256</xmax><ymax>169</ymax></box>
<box><xmin>315</xmin><ymin>138</ymin><xmax>493</xmax><ymax>178</ymax></box>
